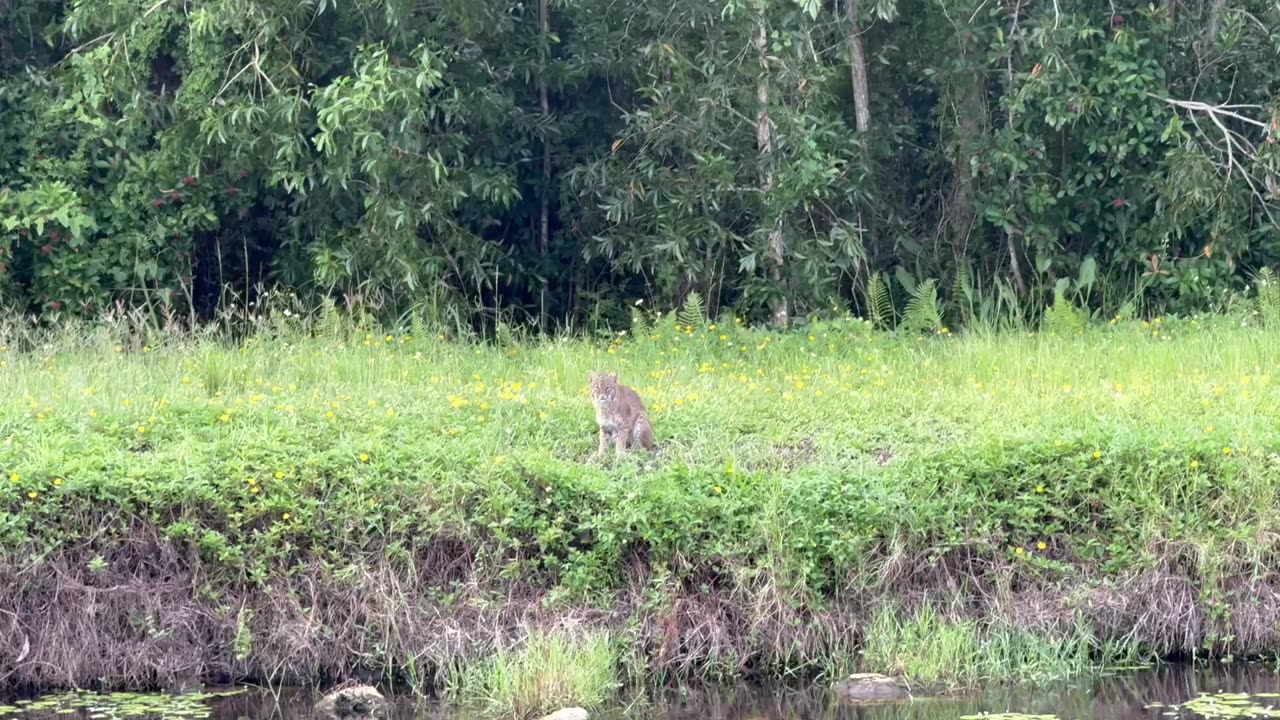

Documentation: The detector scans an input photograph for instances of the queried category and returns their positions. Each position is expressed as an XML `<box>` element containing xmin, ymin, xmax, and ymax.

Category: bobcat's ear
<box><xmin>588</xmin><ymin>371</ymin><xmax>597</xmax><ymax>380</ymax></box>
<box><xmin>608</xmin><ymin>372</ymin><xmax>618</xmax><ymax>381</ymax></box>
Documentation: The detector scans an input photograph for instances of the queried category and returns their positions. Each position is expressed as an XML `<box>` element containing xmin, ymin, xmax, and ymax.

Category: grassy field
<box><xmin>4</xmin><ymin>313</ymin><xmax>1280</xmax><ymax>699</ymax></box>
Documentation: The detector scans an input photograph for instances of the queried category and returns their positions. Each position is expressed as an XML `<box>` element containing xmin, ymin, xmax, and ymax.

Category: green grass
<box><xmin>861</xmin><ymin>604</ymin><xmax>1108</xmax><ymax>685</ymax></box>
<box><xmin>4</xmin><ymin>312</ymin><xmax>1280</xmax><ymax>689</ymax></box>
<box><xmin>445</xmin><ymin>629</ymin><xmax>619</xmax><ymax>718</ymax></box>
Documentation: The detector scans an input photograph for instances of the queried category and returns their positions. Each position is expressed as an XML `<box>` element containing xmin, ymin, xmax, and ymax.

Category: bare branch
<box><xmin>1163</xmin><ymin>96</ymin><xmax>1278</xmax><ymax>225</ymax></box>
<box><xmin>1163</xmin><ymin>98</ymin><xmax>1267</xmax><ymax>128</ymax></box>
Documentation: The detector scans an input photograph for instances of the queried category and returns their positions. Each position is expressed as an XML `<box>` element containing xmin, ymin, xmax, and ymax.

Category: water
<box><xmin>3</xmin><ymin>663</ymin><xmax>1279</xmax><ymax>720</ymax></box>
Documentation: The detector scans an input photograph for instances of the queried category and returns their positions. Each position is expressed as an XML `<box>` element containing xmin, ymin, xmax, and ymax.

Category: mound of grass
<box><xmin>445</xmin><ymin>629</ymin><xmax>619</xmax><ymax>718</ymax></box>
<box><xmin>3</xmin><ymin>314</ymin><xmax>1280</xmax><ymax>690</ymax></box>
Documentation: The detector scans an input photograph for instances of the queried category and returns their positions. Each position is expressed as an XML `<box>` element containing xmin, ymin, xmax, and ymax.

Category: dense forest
<box><xmin>1</xmin><ymin>0</ymin><xmax>1278</xmax><ymax>330</ymax></box>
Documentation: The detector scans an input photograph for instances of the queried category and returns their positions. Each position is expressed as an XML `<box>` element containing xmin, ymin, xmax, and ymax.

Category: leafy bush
<box><xmin>2</xmin><ymin>0</ymin><xmax>1279</xmax><ymax>325</ymax></box>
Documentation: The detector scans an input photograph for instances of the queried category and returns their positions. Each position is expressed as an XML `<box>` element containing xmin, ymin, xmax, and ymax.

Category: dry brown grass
<box><xmin>2</xmin><ymin>520</ymin><xmax>1278</xmax><ymax>693</ymax></box>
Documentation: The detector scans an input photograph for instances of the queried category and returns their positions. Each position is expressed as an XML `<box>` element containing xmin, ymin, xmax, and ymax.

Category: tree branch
<box><xmin>1163</xmin><ymin>96</ymin><xmax>1279</xmax><ymax>225</ymax></box>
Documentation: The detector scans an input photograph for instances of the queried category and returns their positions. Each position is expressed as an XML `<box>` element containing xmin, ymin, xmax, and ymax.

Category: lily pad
<box><xmin>0</xmin><ymin>690</ymin><xmax>245</xmax><ymax>720</ymax></box>
<box><xmin>1181</xmin><ymin>692</ymin><xmax>1280</xmax><ymax>719</ymax></box>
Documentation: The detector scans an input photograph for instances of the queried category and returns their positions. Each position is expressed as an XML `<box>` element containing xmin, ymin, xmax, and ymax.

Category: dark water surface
<box><xmin>4</xmin><ymin>663</ymin><xmax>1279</xmax><ymax>720</ymax></box>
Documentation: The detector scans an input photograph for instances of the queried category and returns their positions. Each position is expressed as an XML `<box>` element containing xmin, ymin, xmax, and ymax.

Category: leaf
<box><xmin>1054</xmin><ymin>277</ymin><xmax>1071</xmax><ymax>301</ymax></box>
<box><xmin>894</xmin><ymin>266</ymin><xmax>917</xmax><ymax>294</ymax></box>
<box><xmin>1076</xmin><ymin>256</ymin><xmax>1097</xmax><ymax>291</ymax></box>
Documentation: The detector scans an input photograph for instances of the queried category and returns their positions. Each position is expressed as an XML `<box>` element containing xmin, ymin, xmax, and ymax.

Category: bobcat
<box><xmin>588</xmin><ymin>371</ymin><xmax>655</xmax><ymax>456</ymax></box>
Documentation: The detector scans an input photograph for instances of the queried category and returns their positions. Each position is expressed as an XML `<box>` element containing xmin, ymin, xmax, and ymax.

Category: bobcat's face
<box><xmin>588</xmin><ymin>372</ymin><xmax>618</xmax><ymax>403</ymax></box>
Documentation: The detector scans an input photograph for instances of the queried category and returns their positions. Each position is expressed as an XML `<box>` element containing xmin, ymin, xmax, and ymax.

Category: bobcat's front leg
<box><xmin>595</xmin><ymin>428</ymin><xmax>609</xmax><ymax>458</ymax></box>
<box><xmin>614</xmin><ymin>423</ymin><xmax>629</xmax><ymax>455</ymax></box>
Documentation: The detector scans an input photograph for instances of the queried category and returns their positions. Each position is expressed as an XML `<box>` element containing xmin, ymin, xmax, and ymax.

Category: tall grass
<box><xmin>446</xmin><ymin>630</ymin><xmax>620</xmax><ymax>718</ymax></box>
<box><xmin>860</xmin><ymin>605</ymin><xmax>1127</xmax><ymax>685</ymax></box>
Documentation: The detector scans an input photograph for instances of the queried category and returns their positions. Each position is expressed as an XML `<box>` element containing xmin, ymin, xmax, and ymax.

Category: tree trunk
<box><xmin>948</xmin><ymin>45</ymin><xmax>985</xmax><ymax>258</ymax></box>
<box><xmin>948</xmin><ymin>101</ymin><xmax>978</xmax><ymax>257</ymax></box>
<box><xmin>1004</xmin><ymin>0</ymin><xmax>1027</xmax><ymax>295</ymax></box>
<box><xmin>537</xmin><ymin>0</ymin><xmax>552</xmax><ymax>332</ymax></box>
<box><xmin>845</xmin><ymin>0</ymin><xmax>872</xmax><ymax>133</ymax></box>
<box><xmin>1199</xmin><ymin>0</ymin><xmax>1228</xmax><ymax>64</ymax></box>
<box><xmin>754</xmin><ymin>15</ymin><xmax>789</xmax><ymax>327</ymax></box>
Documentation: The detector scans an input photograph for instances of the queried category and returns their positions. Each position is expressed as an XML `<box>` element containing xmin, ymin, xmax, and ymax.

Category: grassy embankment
<box><xmin>4</xmin><ymin>314</ymin><xmax>1280</xmax><ymax>711</ymax></box>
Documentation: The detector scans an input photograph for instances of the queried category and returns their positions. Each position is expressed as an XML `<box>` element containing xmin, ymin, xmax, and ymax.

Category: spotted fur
<box><xmin>588</xmin><ymin>371</ymin><xmax>654</xmax><ymax>456</ymax></box>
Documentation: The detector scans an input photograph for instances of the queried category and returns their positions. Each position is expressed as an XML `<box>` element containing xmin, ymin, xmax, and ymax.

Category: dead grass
<box><xmin>1</xmin><ymin>522</ymin><xmax>1275</xmax><ymax>692</ymax></box>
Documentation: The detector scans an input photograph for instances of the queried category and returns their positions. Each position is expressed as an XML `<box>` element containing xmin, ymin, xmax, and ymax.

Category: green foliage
<box><xmin>629</xmin><ymin>306</ymin><xmax>653</xmax><ymax>338</ymax></box>
<box><xmin>5</xmin><ymin>318</ymin><xmax>1280</xmax><ymax>685</ymax></box>
<box><xmin>677</xmin><ymin>291</ymin><xmax>706</xmax><ymax>330</ymax></box>
<box><xmin>0</xmin><ymin>0</ymin><xmax>1274</xmax><ymax>326</ymax></box>
<box><xmin>1043</xmin><ymin>286</ymin><xmax>1087</xmax><ymax>336</ymax></box>
<box><xmin>865</xmin><ymin>273</ymin><xmax>894</xmax><ymax>329</ymax></box>
<box><xmin>1256</xmin><ymin>268</ymin><xmax>1280</xmax><ymax>327</ymax></box>
<box><xmin>496</xmin><ymin>321</ymin><xmax>518</xmax><ymax>351</ymax></box>
<box><xmin>862</xmin><ymin>604</ymin><xmax>982</xmax><ymax>682</ymax></box>
<box><xmin>0</xmin><ymin>690</ymin><xmax>245</xmax><ymax>717</ymax></box>
<box><xmin>446</xmin><ymin>630</ymin><xmax>620</xmax><ymax>718</ymax></box>
<box><xmin>901</xmin><ymin>278</ymin><xmax>943</xmax><ymax>333</ymax></box>
<box><xmin>952</xmin><ymin>264</ymin><xmax>975</xmax><ymax>326</ymax></box>
<box><xmin>861</xmin><ymin>606</ymin><xmax>1106</xmax><ymax>684</ymax></box>
<box><xmin>233</xmin><ymin>608</ymin><xmax>254</xmax><ymax>662</ymax></box>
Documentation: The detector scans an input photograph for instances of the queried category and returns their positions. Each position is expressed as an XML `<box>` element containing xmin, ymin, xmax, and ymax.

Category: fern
<box><xmin>952</xmin><ymin>263</ymin><xmax>975</xmax><ymax>327</ymax></box>
<box><xmin>409</xmin><ymin>307</ymin><xmax>431</xmax><ymax>342</ymax></box>
<box><xmin>1257</xmin><ymin>267</ymin><xmax>1280</xmax><ymax>327</ymax></box>
<box><xmin>865</xmin><ymin>273</ymin><xmax>893</xmax><ymax>330</ymax></box>
<box><xmin>1042</xmin><ymin>287</ymin><xmax>1086</xmax><ymax>336</ymax></box>
<box><xmin>629</xmin><ymin>306</ymin><xmax>652</xmax><ymax>337</ymax></box>
<box><xmin>317</xmin><ymin>296</ymin><xmax>343</xmax><ymax>341</ymax></box>
<box><xmin>901</xmin><ymin>278</ymin><xmax>943</xmax><ymax>333</ymax></box>
<box><xmin>495</xmin><ymin>320</ymin><xmax>517</xmax><ymax>350</ymax></box>
<box><xmin>677</xmin><ymin>291</ymin><xmax>705</xmax><ymax>330</ymax></box>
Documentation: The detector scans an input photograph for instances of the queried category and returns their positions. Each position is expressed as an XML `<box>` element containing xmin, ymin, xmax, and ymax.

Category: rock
<box><xmin>831</xmin><ymin>673</ymin><xmax>912</xmax><ymax>703</ymax></box>
<box><xmin>314</xmin><ymin>685</ymin><xmax>388</xmax><ymax>717</ymax></box>
<box><xmin>536</xmin><ymin>709</ymin><xmax>589</xmax><ymax>720</ymax></box>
